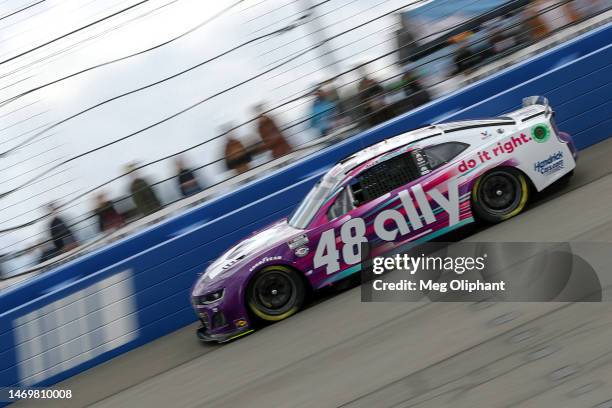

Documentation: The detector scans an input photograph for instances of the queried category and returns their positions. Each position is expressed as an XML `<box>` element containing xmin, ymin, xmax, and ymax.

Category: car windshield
<box><xmin>288</xmin><ymin>173</ymin><xmax>339</xmax><ymax>229</ymax></box>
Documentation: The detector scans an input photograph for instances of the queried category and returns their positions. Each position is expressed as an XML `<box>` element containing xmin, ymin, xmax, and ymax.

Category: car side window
<box><xmin>350</xmin><ymin>153</ymin><xmax>420</xmax><ymax>207</ymax></box>
<box><xmin>422</xmin><ymin>142</ymin><xmax>469</xmax><ymax>169</ymax></box>
<box><xmin>328</xmin><ymin>187</ymin><xmax>355</xmax><ymax>220</ymax></box>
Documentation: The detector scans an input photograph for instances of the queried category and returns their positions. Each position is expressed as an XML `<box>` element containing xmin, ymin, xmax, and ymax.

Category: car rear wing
<box><xmin>522</xmin><ymin>95</ymin><xmax>550</xmax><ymax>108</ymax></box>
<box><xmin>508</xmin><ymin>96</ymin><xmax>553</xmax><ymax>123</ymax></box>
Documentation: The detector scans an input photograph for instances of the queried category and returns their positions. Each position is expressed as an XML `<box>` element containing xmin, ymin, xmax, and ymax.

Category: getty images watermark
<box><xmin>370</xmin><ymin>252</ymin><xmax>505</xmax><ymax>294</ymax></box>
<box><xmin>360</xmin><ymin>242</ymin><xmax>607</xmax><ymax>302</ymax></box>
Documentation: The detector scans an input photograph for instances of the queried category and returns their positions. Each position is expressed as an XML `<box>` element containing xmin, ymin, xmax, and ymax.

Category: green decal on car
<box><xmin>531</xmin><ymin>123</ymin><xmax>550</xmax><ymax>143</ymax></box>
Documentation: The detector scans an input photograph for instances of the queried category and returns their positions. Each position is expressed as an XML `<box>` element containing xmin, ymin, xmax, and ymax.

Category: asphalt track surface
<box><xmin>19</xmin><ymin>138</ymin><xmax>612</xmax><ymax>408</ymax></box>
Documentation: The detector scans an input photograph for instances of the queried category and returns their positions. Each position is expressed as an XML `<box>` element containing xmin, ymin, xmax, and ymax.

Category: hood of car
<box><xmin>194</xmin><ymin>219</ymin><xmax>301</xmax><ymax>290</ymax></box>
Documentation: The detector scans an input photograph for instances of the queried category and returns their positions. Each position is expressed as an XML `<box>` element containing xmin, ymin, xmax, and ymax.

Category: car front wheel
<box><xmin>247</xmin><ymin>266</ymin><xmax>305</xmax><ymax>322</ymax></box>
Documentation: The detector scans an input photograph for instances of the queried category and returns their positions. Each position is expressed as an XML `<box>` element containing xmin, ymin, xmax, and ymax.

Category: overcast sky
<box><xmin>0</xmin><ymin>0</ymin><xmax>430</xmax><ymax>274</ymax></box>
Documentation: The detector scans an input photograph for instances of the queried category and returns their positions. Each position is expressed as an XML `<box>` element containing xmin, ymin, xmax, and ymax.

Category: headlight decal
<box><xmin>199</xmin><ymin>288</ymin><xmax>225</xmax><ymax>305</ymax></box>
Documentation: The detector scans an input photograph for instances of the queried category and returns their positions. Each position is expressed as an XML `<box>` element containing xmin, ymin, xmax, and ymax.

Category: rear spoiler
<box><xmin>509</xmin><ymin>96</ymin><xmax>553</xmax><ymax>122</ymax></box>
<box><xmin>522</xmin><ymin>95</ymin><xmax>550</xmax><ymax>109</ymax></box>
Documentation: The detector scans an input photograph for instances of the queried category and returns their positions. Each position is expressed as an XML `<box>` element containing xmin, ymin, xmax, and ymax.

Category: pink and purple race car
<box><xmin>191</xmin><ymin>97</ymin><xmax>577</xmax><ymax>342</ymax></box>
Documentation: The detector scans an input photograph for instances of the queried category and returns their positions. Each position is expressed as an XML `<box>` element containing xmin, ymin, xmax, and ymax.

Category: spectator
<box><xmin>254</xmin><ymin>104</ymin><xmax>292</xmax><ymax>159</ymax></box>
<box><xmin>0</xmin><ymin>235</ymin><xmax>9</xmax><ymax>276</ymax></box>
<box><xmin>401</xmin><ymin>68</ymin><xmax>431</xmax><ymax>110</ymax></box>
<box><xmin>357</xmin><ymin>67</ymin><xmax>394</xmax><ymax>127</ymax></box>
<box><xmin>525</xmin><ymin>0</ymin><xmax>580</xmax><ymax>40</ymax></box>
<box><xmin>0</xmin><ymin>253</ymin><xmax>6</xmax><ymax>278</ymax></box>
<box><xmin>175</xmin><ymin>157</ymin><xmax>202</xmax><ymax>197</ymax></box>
<box><xmin>395</xmin><ymin>12</ymin><xmax>418</xmax><ymax>66</ymax></box>
<box><xmin>452</xmin><ymin>40</ymin><xmax>478</xmax><ymax>75</ymax></box>
<box><xmin>483</xmin><ymin>16</ymin><xmax>516</xmax><ymax>57</ymax></box>
<box><xmin>125</xmin><ymin>163</ymin><xmax>162</xmax><ymax>217</ymax></box>
<box><xmin>93</xmin><ymin>192</ymin><xmax>124</xmax><ymax>233</ymax></box>
<box><xmin>37</xmin><ymin>239</ymin><xmax>59</xmax><ymax>264</ymax></box>
<box><xmin>322</xmin><ymin>79</ymin><xmax>349</xmax><ymax>124</ymax></box>
<box><xmin>310</xmin><ymin>86</ymin><xmax>337</xmax><ymax>137</ymax></box>
<box><xmin>576</xmin><ymin>0</ymin><xmax>609</xmax><ymax>19</ymax></box>
<box><xmin>47</xmin><ymin>202</ymin><xmax>78</xmax><ymax>254</ymax></box>
<box><xmin>225</xmin><ymin>135</ymin><xmax>252</xmax><ymax>175</ymax></box>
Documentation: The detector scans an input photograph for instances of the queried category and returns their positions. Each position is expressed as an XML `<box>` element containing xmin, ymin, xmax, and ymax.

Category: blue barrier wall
<box><xmin>1</xmin><ymin>23</ymin><xmax>611</xmax><ymax>392</ymax></box>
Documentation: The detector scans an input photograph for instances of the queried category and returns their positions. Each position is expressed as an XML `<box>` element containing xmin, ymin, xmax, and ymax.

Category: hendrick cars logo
<box><xmin>534</xmin><ymin>151</ymin><xmax>564</xmax><ymax>175</ymax></box>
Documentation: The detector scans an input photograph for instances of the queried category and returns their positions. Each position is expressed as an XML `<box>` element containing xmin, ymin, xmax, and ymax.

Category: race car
<box><xmin>191</xmin><ymin>96</ymin><xmax>577</xmax><ymax>342</ymax></box>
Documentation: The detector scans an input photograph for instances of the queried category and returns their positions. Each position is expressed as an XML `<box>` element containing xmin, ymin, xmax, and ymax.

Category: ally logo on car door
<box><xmin>310</xmin><ymin>170</ymin><xmax>463</xmax><ymax>283</ymax></box>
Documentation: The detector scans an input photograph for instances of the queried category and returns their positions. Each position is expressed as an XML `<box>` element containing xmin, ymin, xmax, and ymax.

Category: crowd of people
<box><xmin>33</xmin><ymin>64</ymin><xmax>435</xmax><ymax>266</ymax></box>
<box><xmin>35</xmin><ymin>156</ymin><xmax>205</xmax><ymax>264</ymax></box>
<box><xmin>449</xmin><ymin>0</ymin><xmax>601</xmax><ymax>76</ymax></box>
<box><xmin>8</xmin><ymin>0</ymin><xmax>605</xmax><ymax>272</ymax></box>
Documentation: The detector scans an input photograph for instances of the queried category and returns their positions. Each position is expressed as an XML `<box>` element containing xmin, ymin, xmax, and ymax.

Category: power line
<box><xmin>254</xmin><ymin>0</ymin><xmax>359</xmax><ymax>53</ymax></box>
<box><xmin>0</xmin><ymin>0</ymin><xmax>415</xmax><ymax>162</ymax></box>
<box><xmin>0</xmin><ymin>36</ymin><xmax>319</xmax><ymax>206</ymax></box>
<box><xmin>0</xmin><ymin>0</ymin><xmax>108</xmax><ymax>48</ymax></box>
<box><xmin>0</xmin><ymin>99</ymin><xmax>42</xmax><ymax>120</ymax></box>
<box><xmin>0</xmin><ymin>0</ymin><xmax>432</xmax><ymax>227</ymax></box>
<box><xmin>0</xmin><ymin>144</ymin><xmax>63</xmax><ymax>186</ymax></box>
<box><xmin>0</xmin><ymin>122</ymin><xmax>52</xmax><ymax>147</ymax></box>
<box><xmin>260</xmin><ymin>0</ymin><xmax>468</xmax><ymax>75</ymax></box>
<box><xmin>258</xmin><ymin>0</ymin><xmax>359</xmax><ymax>68</ymax></box>
<box><xmin>265</xmin><ymin>20</ymin><xmax>398</xmax><ymax>81</ymax></box>
<box><xmin>0</xmin><ymin>109</ymin><xmax>48</xmax><ymax>129</ymax></box>
<box><xmin>0</xmin><ymin>0</ymin><xmax>46</xmax><ymax>23</ymax></box>
<box><xmin>0</xmin><ymin>0</ymin><xmax>600</xmax><ymax>268</ymax></box>
<box><xmin>0</xmin><ymin>74</ymin><xmax>35</xmax><ymax>91</ymax></box>
<box><xmin>4</xmin><ymin>0</ymin><xmax>512</xmax><ymax>190</ymax></box>
<box><xmin>1</xmin><ymin>128</ymin><xmax>56</xmax><ymax>160</ymax></box>
<box><xmin>257</xmin><ymin>0</ymin><xmax>393</xmax><ymax>61</ymax></box>
<box><xmin>0</xmin><ymin>0</ymin><xmax>436</xmax><ymax>217</ymax></box>
<box><xmin>0</xmin><ymin>143</ymin><xmax>63</xmax><ymax>174</ymax></box>
<box><xmin>0</xmin><ymin>48</ymin><xmax>325</xmax><ymax>231</ymax></box>
<box><xmin>0</xmin><ymin>170</ymin><xmax>73</xmax><ymax>211</ymax></box>
<box><xmin>0</xmin><ymin>0</ymin><xmax>81</xmax><ymax>34</ymax></box>
<box><xmin>249</xmin><ymin>1</ymin><xmax>308</xmax><ymax>35</ymax></box>
<box><xmin>0</xmin><ymin>0</ymin><xmax>151</xmax><ymax>66</ymax></box>
<box><xmin>0</xmin><ymin>0</ymin><xmax>577</xmax><ymax>234</ymax></box>
<box><xmin>117</xmin><ymin>0</ymin><xmax>559</xmax><ymax>174</ymax></box>
<box><xmin>278</xmin><ymin>1</ymin><xmax>583</xmax><ymax>129</ymax></box>
<box><xmin>238</xmin><ymin>0</ymin><xmax>269</xmax><ymax>15</ymax></box>
<box><xmin>297</xmin><ymin>0</ymin><xmax>340</xmax><ymax>76</ymax></box>
<box><xmin>0</xmin><ymin>0</ymin><xmax>180</xmax><ymax>85</ymax></box>
<box><xmin>0</xmin><ymin>10</ymin><xmax>310</xmax><ymax>159</ymax></box>
<box><xmin>245</xmin><ymin>0</ymin><xmax>299</xmax><ymax>24</ymax></box>
<box><xmin>274</xmin><ymin>0</ymin><xmax>527</xmax><ymax>105</ymax></box>
<box><xmin>1</xmin><ymin>81</ymin><xmax>403</xmax><ymax>259</ymax></box>
<box><xmin>0</xmin><ymin>0</ymin><xmax>245</xmax><ymax>106</ymax></box>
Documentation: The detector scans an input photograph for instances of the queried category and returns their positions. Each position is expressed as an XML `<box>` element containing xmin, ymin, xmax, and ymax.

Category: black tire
<box><xmin>247</xmin><ymin>266</ymin><xmax>305</xmax><ymax>322</ymax></box>
<box><xmin>557</xmin><ymin>169</ymin><xmax>575</xmax><ymax>186</ymax></box>
<box><xmin>471</xmin><ymin>168</ymin><xmax>530</xmax><ymax>223</ymax></box>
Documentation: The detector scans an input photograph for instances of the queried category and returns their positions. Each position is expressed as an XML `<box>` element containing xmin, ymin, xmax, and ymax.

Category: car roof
<box><xmin>317</xmin><ymin>104</ymin><xmax>548</xmax><ymax>207</ymax></box>
<box><xmin>331</xmin><ymin>117</ymin><xmax>516</xmax><ymax>178</ymax></box>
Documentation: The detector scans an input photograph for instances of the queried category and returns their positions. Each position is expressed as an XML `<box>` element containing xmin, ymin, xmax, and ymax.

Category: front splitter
<box><xmin>196</xmin><ymin>326</ymin><xmax>254</xmax><ymax>343</ymax></box>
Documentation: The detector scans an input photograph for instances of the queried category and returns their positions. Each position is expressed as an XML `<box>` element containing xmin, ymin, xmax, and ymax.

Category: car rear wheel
<box><xmin>247</xmin><ymin>266</ymin><xmax>305</xmax><ymax>322</ymax></box>
<box><xmin>471</xmin><ymin>168</ymin><xmax>530</xmax><ymax>223</ymax></box>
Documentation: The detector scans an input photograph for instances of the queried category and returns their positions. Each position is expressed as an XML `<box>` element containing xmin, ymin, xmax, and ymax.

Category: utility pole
<box><xmin>297</xmin><ymin>0</ymin><xmax>342</xmax><ymax>78</ymax></box>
